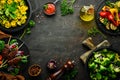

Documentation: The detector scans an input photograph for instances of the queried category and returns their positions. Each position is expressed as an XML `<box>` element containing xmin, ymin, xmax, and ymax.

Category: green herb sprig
<box><xmin>87</xmin><ymin>27</ymin><xmax>106</xmax><ymax>38</ymax></box>
<box><xmin>63</xmin><ymin>68</ymin><xmax>78</xmax><ymax>80</ymax></box>
<box><xmin>60</xmin><ymin>0</ymin><xmax>76</xmax><ymax>16</ymax></box>
<box><xmin>19</xmin><ymin>20</ymin><xmax>36</xmax><ymax>39</ymax></box>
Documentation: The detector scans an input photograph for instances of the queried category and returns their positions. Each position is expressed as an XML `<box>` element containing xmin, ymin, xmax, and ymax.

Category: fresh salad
<box><xmin>99</xmin><ymin>1</ymin><xmax>120</xmax><ymax>31</ymax></box>
<box><xmin>0</xmin><ymin>38</ymin><xmax>29</xmax><ymax>75</ymax></box>
<box><xmin>0</xmin><ymin>0</ymin><xmax>28</xmax><ymax>28</ymax></box>
<box><xmin>88</xmin><ymin>49</ymin><xmax>120</xmax><ymax>80</ymax></box>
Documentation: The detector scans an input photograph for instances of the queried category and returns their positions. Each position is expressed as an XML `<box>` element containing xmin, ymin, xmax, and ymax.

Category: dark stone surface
<box><xmin>11</xmin><ymin>0</ymin><xmax>120</xmax><ymax>80</ymax></box>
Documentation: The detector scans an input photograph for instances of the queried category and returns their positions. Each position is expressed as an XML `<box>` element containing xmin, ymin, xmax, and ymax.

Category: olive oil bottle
<box><xmin>80</xmin><ymin>5</ymin><xmax>94</xmax><ymax>21</ymax></box>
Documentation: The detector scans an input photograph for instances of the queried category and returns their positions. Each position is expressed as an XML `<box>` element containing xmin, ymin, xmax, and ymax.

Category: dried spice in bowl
<box><xmin>28</xmin><ymin>64</ymin><xmax>42</xmax><ymax>77</ymax></box>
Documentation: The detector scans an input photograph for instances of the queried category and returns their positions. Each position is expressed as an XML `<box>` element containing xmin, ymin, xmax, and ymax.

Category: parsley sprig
<box><xmin>60</xmin><ymin>0</ymin><xmax>76</xmax><ymax>16</ymax></box>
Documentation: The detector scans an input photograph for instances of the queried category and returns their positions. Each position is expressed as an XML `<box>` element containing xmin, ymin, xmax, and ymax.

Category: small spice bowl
<box><xmin>28</xmin><ymin>64</ymin><xmax>42</xmax><ymax>77</ymax></box>
<box><xmin>47</xmin><ymin>59</ymin><xmax>57</xmax><ymax>70</ymax></box>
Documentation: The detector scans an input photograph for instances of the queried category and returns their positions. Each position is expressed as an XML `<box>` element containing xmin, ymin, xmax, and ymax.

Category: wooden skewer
<box><xmin>18</xmin><ymin>42</ymin><xmax>24</xmax><ymax>49</ymax></box>
<box><xmin>7</xmin><ymin>36</ymin><xmax>12</xmax><ymax>45</ymax></box>
<box><xmin>0</xmin><ymin>60</ymin><xmax>8</xmax><ymax>68</ymax></box>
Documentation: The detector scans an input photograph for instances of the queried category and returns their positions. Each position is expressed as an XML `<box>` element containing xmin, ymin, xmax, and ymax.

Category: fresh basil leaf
<box><xmin>9</xmin><ymin>6</ymin><xmax>16</xmax><ymax>12</ymax></box>
<box><xmin>5</xmin><ymin>9</ymin><xmax>10</xmax><ymax>16</ymax></box>
<box><xmin>10</xmin><ymin>13</ymin><xmax>16</xmax><ymax>19</ymax></box>
<box><xmin>0</xmin><ymin>10</ymin><xmax>3</xmax><ymax>15</ymax></box>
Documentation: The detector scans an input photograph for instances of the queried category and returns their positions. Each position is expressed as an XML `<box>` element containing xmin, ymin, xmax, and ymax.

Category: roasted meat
<box><xmin>8</xmin><ymin>57</ymin><xmax>21</xmax><ymax>66</ymax></box>
<box><xmin>0</xmin><ymin>72</ymin><xmax>25</xmax><ymax>80</ymax></box>
<box><xmin>0</xmin><ymin>30</ymin><xmax>11</xmax><ymax>39</ymax></box>
<box><xmin>8</xmin><ymin>50</ymin><xmax>18</xmax><ymax>60</ymax></box>
<box><xmin>1</xmin><ymin>44</ymin><xmax>10</xmax><ymax>59</ymax></box>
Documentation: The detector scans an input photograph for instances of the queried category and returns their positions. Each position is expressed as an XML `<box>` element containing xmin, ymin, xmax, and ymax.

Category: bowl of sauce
<box><xmin>43</xmin><ymin>2</ymin><xmax>56</xmax><ymax>16</ymax></box>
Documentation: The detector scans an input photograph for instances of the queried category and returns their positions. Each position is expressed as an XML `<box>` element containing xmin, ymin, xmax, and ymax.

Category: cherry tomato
<box><xmin>0</xmin><ymin>55</ymin><xmax>2</xmax><ymax>61</ymax></box>
<box><xmin>0</xmin><ymin>61</ymin><xmax>2</xmax><ymax>65</ymax></box>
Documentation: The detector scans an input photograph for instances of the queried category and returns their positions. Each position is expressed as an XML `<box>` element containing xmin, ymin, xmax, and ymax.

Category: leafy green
<box><xmin>105</xmin><ymin>0</ymin><xmax>114</xmax><ymax>8</ymax></box>
<box><xmin>43</xmin><ymin>4</ymin><xmax>48</xmax><ymax>10</ymax></box>
<box><xmin>4</xmin><ymin>2</ymin><xmax>17</xmax><ymax>19</ymax></box>
<box><xmin>60</xmin><ymin>0</ymin><xmax>76</xmax><ymax>16</ymax></box>
<box><xmin>10</xmin><ymin>68</ymin><xmax>20</xmax><ymax>76</ymax></box>
<box><xmin>87</xmin><ymin>27</ymin><xmax>101</xmax><ymax>36</ymax></box>
<box><xmin>87</xmin><ymin>27</ymin><xmax>106</xmax><ymax>38</ymax></box>
<box><xmin>63</xmin><ymin>68</ymin><xmax>78</xmax><ymax>80</ymax></box>
<box><xmin>0</xmin><ymin>40</ymin><xmax>5</xmax><ymax>52</ymax></box>
<box><xmin>88</xmin><ymin>49</ymin><xmax>120</xmax><ymax>80</ymax></box>
<box><xmin>19</xmin><ymin>19</ymin><xmax>36</xmax><ymax>39</ymax></box>
<box><xmin>29</xmin><ymin>20</ymin><xmax>35</xmax><ymax>27</ymax></box>
<box><xmin>21</xmin><ymin>55</ymin><xmax>28</xmax><ymax>63</ymax></box>
<box><xmin>103</xmin><ymin>18</ymin><xmax>108</xmax><ymax>25</ymax></box>
<box><xmin>9</xmin><ymin>39</ymin><xmax>17</xmax><ymax>45</ymax></box>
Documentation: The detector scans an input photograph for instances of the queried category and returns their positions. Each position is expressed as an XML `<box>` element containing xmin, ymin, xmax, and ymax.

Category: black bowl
<box><xmin>95</xmin><ymin>0</ymin><xmax>120</xmax><ymax>36</ymax></box>
<box><xmin>0</xmin><ymin>37</ymin><xmax>30</xmax><ymax>74</ymax></box>
<box><xmin>0</xmin><ymin>0</ymin><xmax>32</xmax><ymax>33</ymax></box>
<box><xmin>86</xmin><ymin>47</ymin><xmax>120</xmax><ymax>80</ymax></box>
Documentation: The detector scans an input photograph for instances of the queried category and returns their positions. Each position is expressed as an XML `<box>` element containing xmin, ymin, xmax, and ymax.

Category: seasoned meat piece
<box><xmin>0</xmin><ymin>74</ymin><xmax>6</xmax><ymax>80</ymax></box>
<box><xmin>8</xmin><ymin>50</ymin><xmax>18</xmax><ymax>60</ymax></box>
<box><xmin>1</xmin><ymin>44</ymin><xmax>10</xmax><ymax>59</ymax></box>
<box><xmin>0</xmin><ymin>72</ymin><xmax>25</xmax><ymax>80</ymax></box>
<box><xmin>16</xmin><ymin>75</ymin><xmax>25</xmax><ymax>80</ymax></box>
<box><xmin>8</xmin><ymin>57</ymin><xmax>21</xmax><ymax>66</ymax></box>
<box><xmin>0</xmin><ymin>30</ymin><xmax>11</xmax><ymax>39</ymax></box>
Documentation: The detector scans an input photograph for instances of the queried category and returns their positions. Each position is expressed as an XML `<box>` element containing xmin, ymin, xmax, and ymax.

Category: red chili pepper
<box><xmin>107</xmin><ymin>13</ymin><xmax>119</xmax><ymax>26</ymax></box>
<box><xmin>99</xmin><ymin>11</ymin><xmax>109</xmax><ymax>18</ymax></box>
<box><xmin>99</xmin><ymin>11</ymin><xmax>119</xmax><ymax>26</ymax></box>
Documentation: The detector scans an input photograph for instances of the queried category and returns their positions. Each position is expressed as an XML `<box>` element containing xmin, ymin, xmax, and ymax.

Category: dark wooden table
<box><xmin>12</xmin><ymin>0</ymin><xmax>120</xmax><ymax>80</ymax></box>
